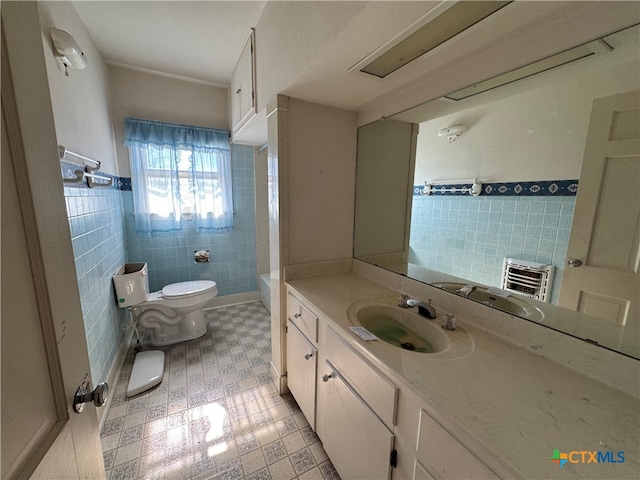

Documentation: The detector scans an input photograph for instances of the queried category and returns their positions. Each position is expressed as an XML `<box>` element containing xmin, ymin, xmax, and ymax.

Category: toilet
<box><xmin>113</xmin><ymin>263</ymin><xmax>218</xmax><ymax>347</ymax></box>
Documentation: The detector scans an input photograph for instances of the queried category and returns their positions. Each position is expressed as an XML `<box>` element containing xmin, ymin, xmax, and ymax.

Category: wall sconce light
<box><xmin>50</xmin><ymin>28</ymin><xmax>87</xmax><ymax>76</ymax></box>
<box><xmin>438</xmin><ymin>125</ymin><xmax>468</xmax><ymax>143</ymax></box>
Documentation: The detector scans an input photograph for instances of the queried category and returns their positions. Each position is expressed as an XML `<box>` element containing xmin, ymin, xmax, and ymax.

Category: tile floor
<box><xmin>101</xmin><ymin>301</ymin><xmax>341</xmax><ymax>480</ymax></box>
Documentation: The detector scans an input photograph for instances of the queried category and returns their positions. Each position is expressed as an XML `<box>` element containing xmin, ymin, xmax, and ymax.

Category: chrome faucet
<box><xmin>398</xmin><ymin>294</ymin><xmax>437</xmax><ymax>319</ymax></box>
<box><xmin>456</xmin><ymin>284</ymin><xmax>477</xmax><ymax>297</ymax></box>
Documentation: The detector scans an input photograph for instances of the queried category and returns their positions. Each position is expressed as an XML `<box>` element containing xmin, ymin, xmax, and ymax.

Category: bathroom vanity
<box><xmin>283</xmin><ymin>270</ymin><xmax>639</xmax><ymax>480</ymax></box>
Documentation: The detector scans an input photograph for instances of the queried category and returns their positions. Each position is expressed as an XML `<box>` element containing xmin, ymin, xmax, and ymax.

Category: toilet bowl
<box><xmin>113</xmin><ymin>263</ymin><xmax>218</xmax><ymax>347</ymax></box>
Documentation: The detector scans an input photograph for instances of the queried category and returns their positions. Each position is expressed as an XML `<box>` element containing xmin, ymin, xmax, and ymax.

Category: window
<box><xmin>124</xmin><ymin>118</ymin><xmax>233</xmax><ymax>236</ymax></box>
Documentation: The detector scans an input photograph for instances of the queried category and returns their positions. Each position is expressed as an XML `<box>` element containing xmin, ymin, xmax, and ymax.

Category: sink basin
<box><xmin>347</xmin><ymin>301</ymin><xmax>451</xmax><ymax>354</ymax></box>
<box><xmin>432</xmin><ymin>282</ymin><xmax>544</xmax><ymax>321</ymax></box>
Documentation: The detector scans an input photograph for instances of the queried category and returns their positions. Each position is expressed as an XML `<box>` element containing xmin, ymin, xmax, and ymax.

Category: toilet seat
<box><xmin>162</xmin><ymin>280</ymin><xmax>217</xmax><ymax>299</ymax></box>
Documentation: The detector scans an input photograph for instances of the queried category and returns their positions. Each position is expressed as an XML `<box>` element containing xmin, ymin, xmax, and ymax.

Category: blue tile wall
<box><xmin>124</xmin><ymin>144</ymin><xmax>258</xmax><ymax>295</ymax></box>
<box><xmin>409</xmin><ymin>195</ymin><xmax>575</xmax><ymax>304</ymax></box>
<box><xmin>64</xmin><ymin>186</ymin><xmax>128</xmax><ymax>385</ymax></box>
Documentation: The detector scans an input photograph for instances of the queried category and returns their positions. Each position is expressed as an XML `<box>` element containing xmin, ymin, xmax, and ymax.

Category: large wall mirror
<box><xmin>354</xmin><ymin>24</ymin><xmax>639</xmax><ymax>359</ymax></box>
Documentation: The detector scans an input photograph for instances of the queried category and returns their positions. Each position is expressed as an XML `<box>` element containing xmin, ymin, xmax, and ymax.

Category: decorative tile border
<box><xmin>413</xmin><ymin>179</ymin><xmax>578</xmax><ymax>196</ymax></box>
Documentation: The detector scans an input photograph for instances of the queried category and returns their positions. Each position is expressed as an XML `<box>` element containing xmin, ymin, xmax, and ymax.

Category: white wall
<box><xmin>107</xmin><ymin>65</ymin><xmax>229</xmax><ymax>176</ymax></box>
<box><xmin>414</xmin><ymin>58</ymin><xmax>640</xmax><ymax>182</ymax></box>
<box><xmin>287</xmin><ymin>98</ymin><xmax>358</xmax><ymax>264</ymax></box>
<box><xmin>254</xmin><ymin>1</ymin><xmax>365</xmax><ymax>114</ymax></box>
<box><xmin>38</xmin><ymin>1</ymin><xmax>118</xmax><ymax>175</ymax></box>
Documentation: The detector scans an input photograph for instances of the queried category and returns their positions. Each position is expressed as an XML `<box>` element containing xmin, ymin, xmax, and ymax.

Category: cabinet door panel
<box><xmin>286</xmin><ymin>320</ymin><xmax>317</xmax><ymax>428</ymax></box>
<box><xmin>230</xmin><ymin>29</ymin><xmax>256</xmax><ymax>135</ymax></box>
<box><xmin>326</xmin><ymin>327</ymin><xmax>397</xmax><ymax>427</ymax></box>
<box><xmin>418</xmin><ymin>410</ymin><xmax>498</xmax><ymax>479</ymax></box>
<box><xmin>414</xmin><ymin>460</ymin><xmax>436</xmax><ymax>480</ymax></box>
<box><xmin>321</xmin><ymin>361</ymin><xmax>394</xmax><ymax>480</ymax></box>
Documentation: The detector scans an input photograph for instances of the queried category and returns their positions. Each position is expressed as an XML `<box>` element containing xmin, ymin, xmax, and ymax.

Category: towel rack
<box><xmin>62</xmin><ymin>169</ymin><xmax>113</xmax><ymax>188</ymax></box>
<box><xmin>59</xmin><ymin>144</ymin><xmax>113</xmax><ymax>188</ymax></box>
<box><xmin>421</xmin><ymin>178</ymin><xmax>483</xmax><ymax>196</ymax></box>
<box><xmin>59</xmin><ymin>145</ymin><xmax>101</xmax><ymax>169</ymax></box>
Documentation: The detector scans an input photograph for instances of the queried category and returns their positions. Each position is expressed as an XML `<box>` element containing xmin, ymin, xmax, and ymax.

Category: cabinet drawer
<box><xmin>287</xmin><ymin>292</ymin><xmax>318</xmax><ymax>343</ymax></box>
<box><xmin>417</xmin><ymin>410</ymin><xmax>498</xmax><ymax>479</ymax></box>
<box><xmin>325</xmin><ymin>327</ymin><xmax>397</xmax><ymax>427</ymax></box>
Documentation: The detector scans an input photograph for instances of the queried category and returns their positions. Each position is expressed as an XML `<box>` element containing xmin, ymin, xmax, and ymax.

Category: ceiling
<box><xmin>72</xmin><ymin>1</ymin><xmax>640</xmax><ymax>118</ymax></box>
<box><xmin>72</xmin><ymin>1</ymin><xmax>267</xmax><ymax>86</ymax></box>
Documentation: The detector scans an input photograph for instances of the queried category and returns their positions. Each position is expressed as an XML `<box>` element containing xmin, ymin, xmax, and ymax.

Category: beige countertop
<box><xmin>286</xmin><ymin>272</ymin><xmax>639</xmax><ymax>480</ymax></box>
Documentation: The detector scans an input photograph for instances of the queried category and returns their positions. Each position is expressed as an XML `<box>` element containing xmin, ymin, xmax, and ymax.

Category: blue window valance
<box><xmin>124</xmin><ymin>118</ymin><xmax>233</xmax><ymax>236</ymax></box>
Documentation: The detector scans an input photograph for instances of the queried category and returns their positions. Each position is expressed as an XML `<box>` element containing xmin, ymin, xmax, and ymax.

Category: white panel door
<box><xmin>319</xmin><ymin>361</ymin><xmax>394</xmax><ymax>480</ymax></box>
<box><xmin>559</xmin><ymin>90</ymin><xmax>639</xmax><ymax>330</ymax></box>
<box><xmin>286</xmin><ymin>319</ymin><xmax>317</xmax><ymax>428</ymax></box>
<box><xmin>1</xmin><ymin>11</ymin><xmax>105</xmax><ymax>478</ymax></box>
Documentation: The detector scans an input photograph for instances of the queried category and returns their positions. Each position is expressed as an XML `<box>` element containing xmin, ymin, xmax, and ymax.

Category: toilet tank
<box><xmin>113</xmin><ymin>262</ymin><xmax>149</xmax><ymax>307</ymax></box>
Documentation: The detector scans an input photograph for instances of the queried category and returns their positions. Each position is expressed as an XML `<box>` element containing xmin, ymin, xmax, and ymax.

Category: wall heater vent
<box><xmin>501</xmin><ymin>258</ymin><xmax>554</xmax><ymax>303</ymax></box>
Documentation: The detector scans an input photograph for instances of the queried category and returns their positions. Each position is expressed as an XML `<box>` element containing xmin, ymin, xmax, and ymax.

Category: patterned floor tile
<box><xmin>100</xmin><ymin>301</ymin><xmax>340</xmax><ymax>480</ymax></box>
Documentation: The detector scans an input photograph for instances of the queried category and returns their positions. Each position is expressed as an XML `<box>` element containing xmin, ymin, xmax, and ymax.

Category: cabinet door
<box><xmin>230</xmin><ymin>29</ymin><xmax>256</xmax><ymax>135</ymax></box>
<box><xmin>286</xmin><ymin>319</ymin><xmax>317</xmax><ymax>428</ymax></box>
<box><xmin>320</xmin><ymin>360</ymin><xmax>395</xmax><ymax>480</ymax></box>
<box><xmin>417</xmin><ymin>410</ymin><xmax>498</xmax><ymax>479</ymax></box>
<box><xmin>414</xmin><ymin>460</ymin><xmax>436</xmax><ymax>480</ymax></box>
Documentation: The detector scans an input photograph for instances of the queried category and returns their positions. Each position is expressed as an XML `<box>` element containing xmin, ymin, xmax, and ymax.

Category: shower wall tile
<box><xmin>124</xmin><ymin>144</ymin><xmax>258</xmax><ymax>296</ymax></box>
<box><xmin>409</xmin><ymin>196</ymin><xmax>575</xmax><ymax>304</ymax></box>
<box><xmin>64</xmin><ymin>186</ymin><xmax>129</xmax><ymax>384</ymax></box>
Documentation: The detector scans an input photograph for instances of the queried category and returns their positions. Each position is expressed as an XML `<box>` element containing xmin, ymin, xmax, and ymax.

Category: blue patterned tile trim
<box><xmin>118</xmin><ymin>177</ymin><xmax>132</xmax><ymax>191</ymax></box>
<box><xmin>413</xmin><ymin>179</ymin><xmax>578</xmax><ymax>196</ymax></box>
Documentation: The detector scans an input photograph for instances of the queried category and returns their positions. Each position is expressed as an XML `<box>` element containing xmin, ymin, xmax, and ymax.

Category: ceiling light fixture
<box><xmin>444</xmin><ymin>39</ymin><xmax>613</xmax><ymax>101</ymax></box>
<box><xmin>358</xmin><ymin>1</ymin><xmax>512</xmax><ymax>78</ymax></box>
<box><xmin>50</xmin><ymin>28</ymin><xmax>87</xmax><ymax>76</ymax></box>
<box><xmin>438</xmin><ymin>125</ymin><xmax>468</xmax><ymax>143</ymax></box>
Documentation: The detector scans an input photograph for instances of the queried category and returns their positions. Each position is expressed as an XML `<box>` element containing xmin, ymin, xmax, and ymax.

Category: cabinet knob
<box><xmin>322</xmin><ymin>373</ymin><xmax>332</xmax><ymax>382</ymax></box>
<box><xmin>293</xmin><ymin>312</ymin><xmax>301</xmax><ymax>318</ymax></box>
<box><xmin>236</xmin><ymin>88</ymin><xmax>242</xmax><ymax>94</ymax></box>
<box><xmin>304</xmin><ymin>352</ymin><xmax>313</xmax><ymax>360</ymax></box>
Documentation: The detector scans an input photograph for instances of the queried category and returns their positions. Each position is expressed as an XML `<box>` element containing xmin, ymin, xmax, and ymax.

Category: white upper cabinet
<box><xmin>230</xmin><ymin>28</ymin><xmax>257</xmax><ymax>141</ymax></box>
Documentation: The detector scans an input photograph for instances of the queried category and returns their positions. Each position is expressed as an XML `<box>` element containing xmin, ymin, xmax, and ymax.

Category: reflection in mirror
<box><xmin>354</xmin><ymin>25</ymin><xmax>640</xmax><ymax>359</ymax></box>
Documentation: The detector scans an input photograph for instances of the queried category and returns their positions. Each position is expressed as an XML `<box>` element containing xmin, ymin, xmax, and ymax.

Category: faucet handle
<box><xmin>398</xmin><ymin>294</ymin><xmax>410</xmax><ymax>308</ymax></box>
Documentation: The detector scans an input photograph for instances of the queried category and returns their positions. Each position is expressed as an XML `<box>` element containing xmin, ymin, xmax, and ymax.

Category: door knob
<box><xmin>567</xmin><ymin>258</ymin><xmax>583</xmax><ymax>267</ymax></box>
<box><xmin>73</xmin><ymin>380</ymin><xmax>109</xmax><ymax>413</ymax></box>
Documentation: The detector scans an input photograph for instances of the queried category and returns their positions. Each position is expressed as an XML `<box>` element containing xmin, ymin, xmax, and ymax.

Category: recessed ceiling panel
<box><xmin>360</xmin><ymin>1</ymin><xmax>511</xmax><ymax>78</ymax></box>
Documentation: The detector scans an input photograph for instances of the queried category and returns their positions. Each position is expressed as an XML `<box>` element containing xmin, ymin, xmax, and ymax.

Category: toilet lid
<box><xmin>162</xmin><ymin>280</ymin><xmax>217</xmax><ymax>298</ymax></box>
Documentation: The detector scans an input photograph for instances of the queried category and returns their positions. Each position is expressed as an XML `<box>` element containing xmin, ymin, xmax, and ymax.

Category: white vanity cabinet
<box><xmin>285</xmin><ymin>293</ymin><xmax>318</xmax><ymax>428</ymax></box>
<box><xmin>230</xmin><ymin>29</ymin><xmax>257</xmax><ymax>140</ymax></box>
<box><xmin>317</xmin><ymin>327</ymin><xmax>398</xmax><ymax>480</ymax></box>
<box><xmin>283</xmin><ymin>284</ymin><xmax>505</xmax><ymax>480</ymax></box>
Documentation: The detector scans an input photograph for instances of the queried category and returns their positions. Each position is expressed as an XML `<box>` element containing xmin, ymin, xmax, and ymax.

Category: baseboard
<box><xmin>96</xmin><ymin>328</ymin><xmax>133</xmax><ymax>431</ymax></box>
<box><xmin>203</xmin><ymin>291</ymin><xmax>261</xmax><ymax>309</ymax></box>
<box><xmin>270</xmin><ymin>361</ymin><xmax>289</xmax><ymax>395</ymax></box>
